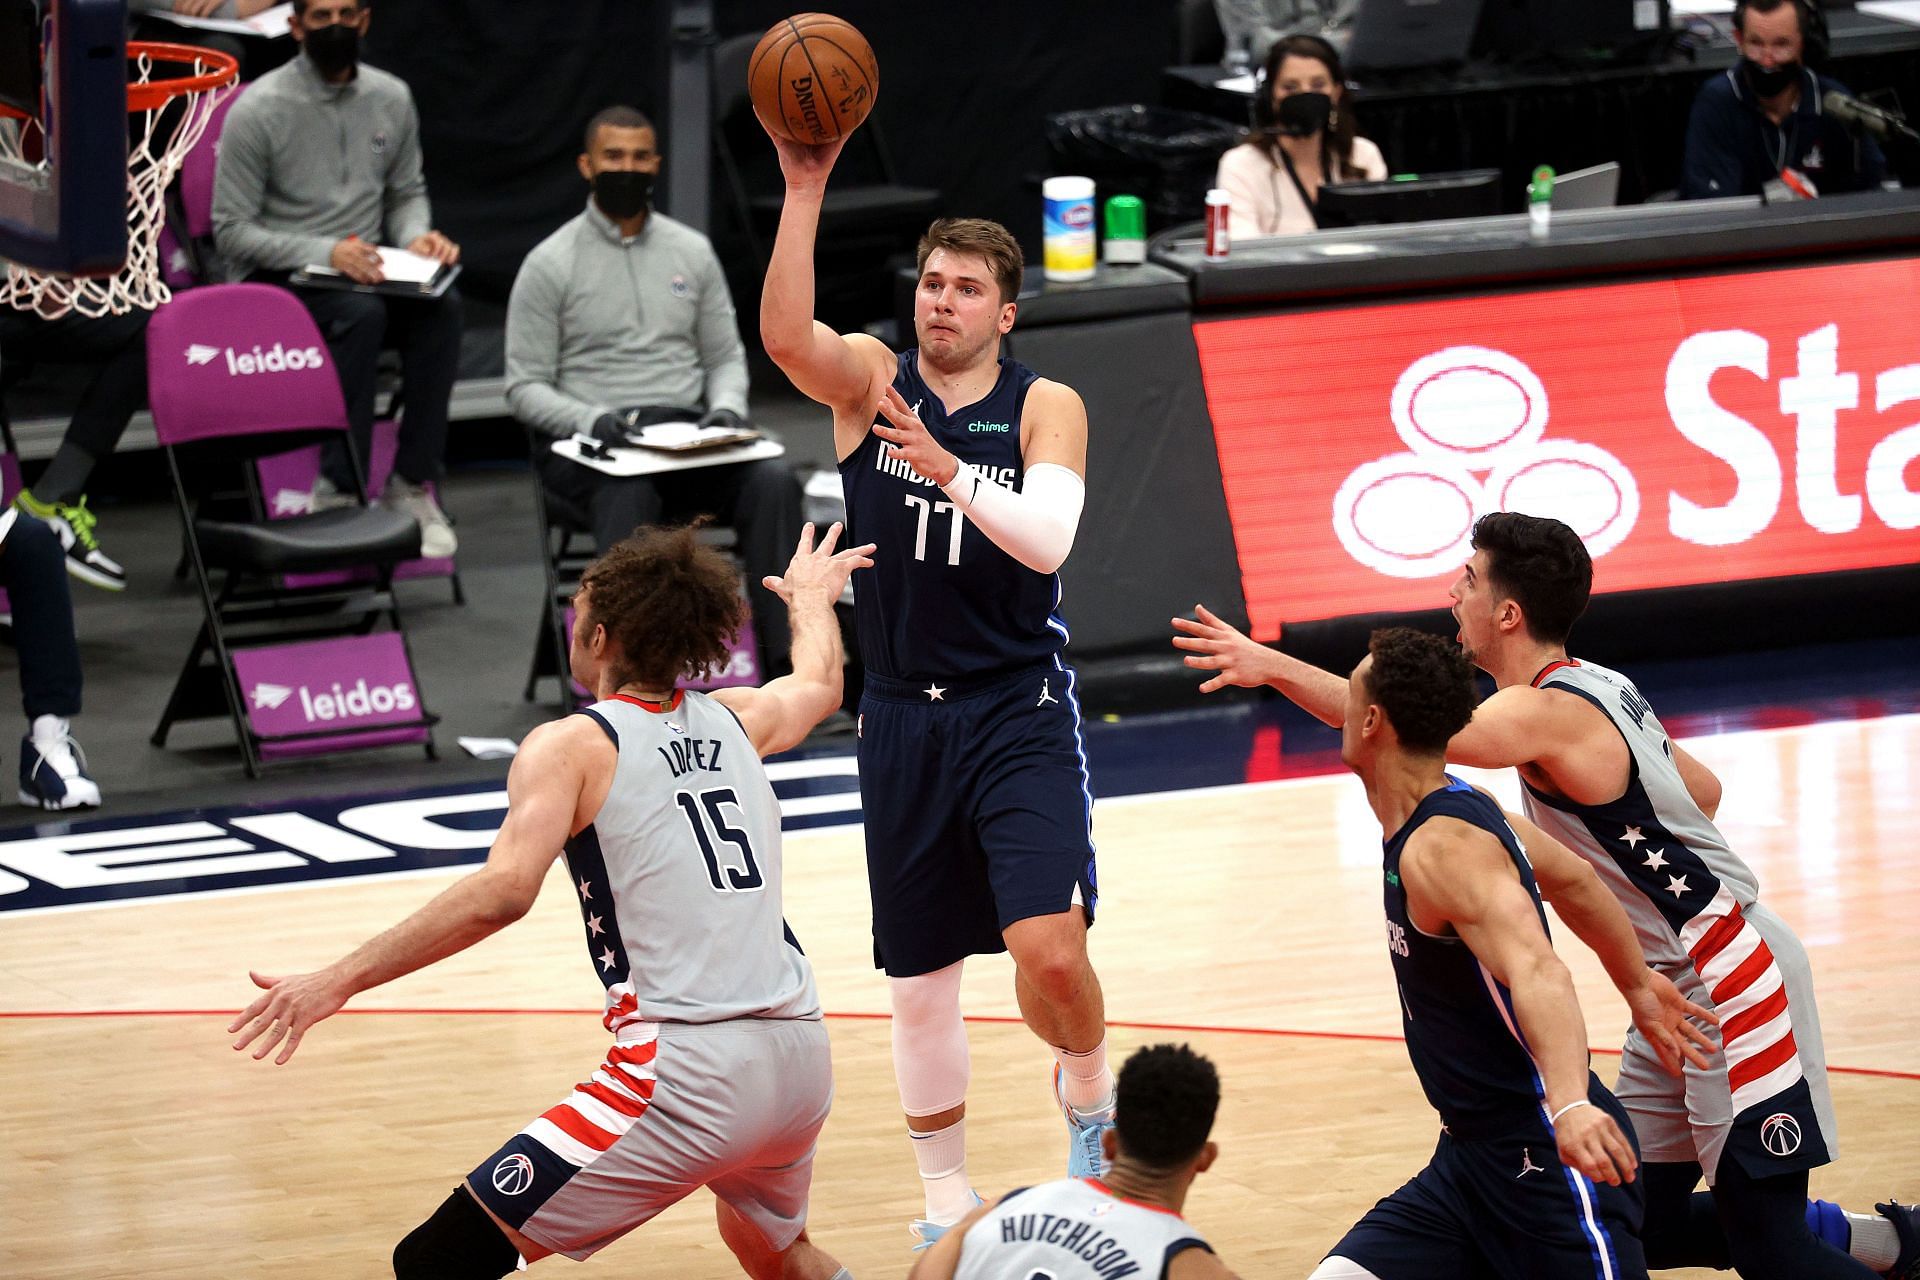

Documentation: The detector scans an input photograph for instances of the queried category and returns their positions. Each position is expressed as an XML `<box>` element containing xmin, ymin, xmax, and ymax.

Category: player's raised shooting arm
<box><xmin>714</xmin><ymin>523</ymin><xmax>874</xmax><ymax>758</ymax></box>
<box><xmin>905</xmin><ymin>1195</ymin><xmax>1001</xmax><ymax>1280</ymax></box>
<box><xmin>1672</xmin><ymin>742</ymin><xmax>1723</xmax><ymax>820</ymax></box>
<box><xmin>760</xmin><ymin>136</ymin><xmax>892</xmax><ymax>419</ymax></box>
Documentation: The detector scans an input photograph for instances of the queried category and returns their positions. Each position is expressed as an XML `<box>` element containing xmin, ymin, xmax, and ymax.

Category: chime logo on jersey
<box><xmin>1761</xmin><ymin>1112</ymin><xmax>1804</xmax><ymax>1157</ymax></box>
<box><xmin>491</xmin><ymin>1153</ymin><xmax>535</xmax><ymax>1195</ymax></box>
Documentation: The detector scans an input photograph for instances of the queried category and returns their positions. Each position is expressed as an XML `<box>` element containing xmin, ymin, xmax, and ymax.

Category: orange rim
<box><xmin>0</xmin><ymin>41</ymin><xmax>238</xmax><ymax>120</ymax></box>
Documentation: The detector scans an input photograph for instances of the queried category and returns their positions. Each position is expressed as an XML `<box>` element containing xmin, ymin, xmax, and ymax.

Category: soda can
<box><xmin>1204</xmin><ymin>188</ymin><xmax>1231</xmax><ymax>261</ymax></box>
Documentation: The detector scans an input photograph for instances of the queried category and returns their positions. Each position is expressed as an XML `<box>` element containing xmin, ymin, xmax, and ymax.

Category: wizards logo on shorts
<box><xmin>491</xmin><ymin>1153</ymin><xmax>536</xmax><ymax>1196</ymax></box>
<box><xmin>1760</xmin><ymin>1113</ymin><xmax>1803</xmax><ymax>1157</ymax></box>
<box><xmin>1728</xmin><ymin>1078</ymin><xmax>1829</xmax><ymax>1176</ymax></box>
<box><xmin>468</xmin><ymin>1135</ymin><xmax>579</xmax><ymax>1228</ymax></box>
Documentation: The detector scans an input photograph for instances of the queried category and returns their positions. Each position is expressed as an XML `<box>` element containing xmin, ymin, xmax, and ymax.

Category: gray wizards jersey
<box><xmin>1518</xmin><ymin>659</ymin><xmax>1824</xmax><ymax>1135</ymax></box>
<box><xmin>955</xmin><ymin>1178</ymin><xmax>1212</xmax><ymax>1280</ymax></box>
<box><xmin>567</xmin><ymin>692</ymin><xmax>819</xmax><ymax>1031</ymax></box>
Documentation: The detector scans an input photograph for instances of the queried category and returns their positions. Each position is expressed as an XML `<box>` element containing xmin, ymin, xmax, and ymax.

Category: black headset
<box><xmin>1732</xmin><ymin>0</ymin><xmax>1830</xmax><ymax>66</ymax></box>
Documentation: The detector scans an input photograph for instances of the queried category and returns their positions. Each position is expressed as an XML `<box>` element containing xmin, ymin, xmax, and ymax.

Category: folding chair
<box><xmin>145</xmin><ymin>283</ymin><xmax>438</xmax><ymax>776</ymax></box>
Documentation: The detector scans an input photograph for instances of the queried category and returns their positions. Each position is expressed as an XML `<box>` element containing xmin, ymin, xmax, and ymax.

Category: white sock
<box><xmin>1052</xmin><ymin>1038</ymin><xmax>1115</xmax><ymax>1116</ymax></box>
<box><xmin>908</xmin><ymin>1118</ymin><xmax>976</xmax><ymax>1223</ymax></box>
<box><xmin>1844</xmin><ymin>1208</ymin><xmax>1901</xmax><ymax>1272</ymax></box>
<box><xmin>30</xmin><ymin>715</ymin><xmax>69</xmax><ymax>745</ymax></box>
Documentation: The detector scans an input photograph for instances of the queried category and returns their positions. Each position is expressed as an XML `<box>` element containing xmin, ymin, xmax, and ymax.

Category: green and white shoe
<box><xmin>15</xmin><ymin>491</ymin><xmax>127</xmax><ymax>591</ymax></box>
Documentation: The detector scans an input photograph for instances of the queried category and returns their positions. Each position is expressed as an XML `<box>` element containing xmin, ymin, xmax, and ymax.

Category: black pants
<box><xmin>537</xmin><ymin>441</ymin><xmax>805</xmax><ymax>674</ymax></box>
<box><xmin>249</xmin><ymin>273</ymin><xmax>462</xmax><ymax>492</ymax></box>
<box><xmin>0</xmin><ymin>517</ymin><xmax>83</xmax><ymax>720</ymax></box>
<box><xmin>0</xmin><ymin>308</ymin><xmax>150</xmax><ymax>489</ymax></box>
<box><xmin>1641</xmin><ymin>1158</ymin><xmax>1876</xmax><ymax>1278</ymax></box>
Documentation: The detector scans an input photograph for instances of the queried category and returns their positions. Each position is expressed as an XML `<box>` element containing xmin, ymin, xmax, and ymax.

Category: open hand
<box><xmin>227</xmin><ymin>968</ymin><xmax>350</xmax><ymax>1065</ymax></box>
<box><xmin>1627</xmin><ymin>970</ymin><xmax>1721</xmax><ymax>1076</ymax></box>
<box><xmin>1171</xmin><ymin>604</ymin><xmax>1282</xmax><ymax>693</ymax></box>
<box><xmin>872</xmin><ymin>384</ymin><xmax>958</xmax><ymax>486</ymax></box>
<box><xmin>767</xmin><ymin>132</ymin><xmax>848</xmax><ymax>190</ymax></box>
<box><xmin>762</xmin><ymin>521</ymin><xmax>875</xmax><ymax>606</ymax></box>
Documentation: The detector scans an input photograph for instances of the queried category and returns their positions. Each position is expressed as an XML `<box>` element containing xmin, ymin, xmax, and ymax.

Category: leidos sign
<box><xmin>182</xmin><ymin>341</ymin><xmax>327</xmax><ymax>376</ymax></box>
<box><xmin>1195</xmin><ymin>258</ymin><xmax>1920</xmax><ymax>637</ymax></box>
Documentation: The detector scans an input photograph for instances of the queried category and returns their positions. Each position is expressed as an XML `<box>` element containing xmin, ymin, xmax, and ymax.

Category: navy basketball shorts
<box><xmin>1325</xmin><ymin>1088</ymin><xmax>1648</xmax><ymax>1280</ymax></box>
<box><xmin>856</xmin><ymin>660</ymin><xmax>1098</xmax><ymax>977</ymax></box>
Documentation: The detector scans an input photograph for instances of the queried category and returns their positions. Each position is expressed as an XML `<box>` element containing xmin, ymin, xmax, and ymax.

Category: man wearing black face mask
<box><xmin>505</xmin><ymin>106</ymin><xmax>805</xmax><ymax>675</ymax></box>
<box><xmin>212</xmin><ymin>0</ymin><xmax>464</xmax><ymax>558</ymax></box>
<box><xmin>1679</xmin><ymin>0</ymin><xmax>1885</xmax><ymax>201</ymax></box>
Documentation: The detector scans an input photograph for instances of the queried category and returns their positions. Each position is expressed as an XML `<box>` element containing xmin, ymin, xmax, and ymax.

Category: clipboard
<box><xmin>552</xmin><ymin>435</ymin><xmax>786</xmax><ymax>478</ymax></box>
<box><xmin>289</xmin><ymin>262</ymin><xmax>462</xmax><ymax>299</ymax></box>
<box><xmin>626</xmin><ymin>420</ymin><xmax>762</xmax><ymax>452</ymax></box>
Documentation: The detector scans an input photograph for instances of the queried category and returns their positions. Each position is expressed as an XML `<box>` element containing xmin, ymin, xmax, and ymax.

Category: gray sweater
<box><xmin>211</xmin><ymin>54</ymin><xmax>432</xmax><ymax>276</ymax></box>
<box><xmin>505</xmin><ymin>202</ymin><xmax>749</xmax><ymax>440</ymax></box>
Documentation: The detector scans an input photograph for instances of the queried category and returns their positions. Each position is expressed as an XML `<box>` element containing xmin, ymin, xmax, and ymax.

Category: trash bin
<box><xmin>1044</xmin><ymin>105</ymin><xmax>1244</xmax><ymax>232</ymax></box>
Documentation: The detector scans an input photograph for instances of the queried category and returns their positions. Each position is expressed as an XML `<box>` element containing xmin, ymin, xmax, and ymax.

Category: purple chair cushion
<box><xmin>180</xmin><ymin>83</ymin><xmax>244</xmax><ymax>241</ymax></box>
<box><xmin>145</xmin><ymin>283</ymin><xmax>349</xmax><ymax>446</ymax></box>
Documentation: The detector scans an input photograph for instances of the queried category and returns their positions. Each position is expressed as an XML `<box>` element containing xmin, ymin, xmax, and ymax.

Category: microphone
<box><xmin>1821</xmin><ymin>90</ymin><xmax>1920</xmax><ymax>144</ymax></box>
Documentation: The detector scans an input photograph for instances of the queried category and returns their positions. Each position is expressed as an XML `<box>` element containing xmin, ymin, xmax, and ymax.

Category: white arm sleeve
<box><xmin>939</xmin><ymin>460</ymin><xmax>1085</xmax><ymax>574</ymax></box>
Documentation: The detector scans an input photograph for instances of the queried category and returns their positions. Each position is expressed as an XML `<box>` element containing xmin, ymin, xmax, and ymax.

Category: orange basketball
<box><xmin>748</xmin><ymin>14</ymin><xmax>879</xmax><ymax>145</ymax></box>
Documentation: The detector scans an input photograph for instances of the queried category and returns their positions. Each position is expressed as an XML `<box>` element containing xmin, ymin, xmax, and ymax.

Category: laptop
<box><xmin>1343</xmin><ymin>0</ymin><xmax>1487</xmax><ymax>72</ymax></box>
<box><xmin>1552</xmin><ymin>161</ymin><xmax>1622</xmax><ymax>209</ymax></box>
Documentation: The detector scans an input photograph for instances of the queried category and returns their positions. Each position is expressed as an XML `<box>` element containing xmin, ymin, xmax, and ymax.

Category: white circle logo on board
<box><xmin>1334</xmin><ymin>346</ymin><xmax>1640</xmax><ymax>578</ymax></box>
<box><xmin>491</xmin><ymin>1152</ymin><xmax>536</xmax><ymax>1195</ymax></box>
<box><xmin>1760</xmin><ymin>1113</ymin><xmax>1803</xmax><ymax>1157</ymax></box>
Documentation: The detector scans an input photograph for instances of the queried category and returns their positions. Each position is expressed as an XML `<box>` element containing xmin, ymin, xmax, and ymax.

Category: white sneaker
<box><xmin>382</xmin><ymin>475</ymin><xmax>458</xmax><ymax>558</ymax></box>
<box><xmin>309</xmin><ymin>476</ymin><xmax>357</xmax><ymax>513</ymax></box>
<box><xmin>19</xmin><ymin>715</ymin><xmax>102</xmax><ymax>810</ymax></box>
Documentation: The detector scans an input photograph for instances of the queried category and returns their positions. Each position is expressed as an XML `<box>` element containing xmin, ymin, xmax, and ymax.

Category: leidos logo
<box><xmin>250</xmin><ymin>678</ymin><xmax>417</xmax><ymax>722</ymax></box>
<box><xmin>249</xmin><ymin>682</ymin><xmax>294</xmax><ymax>711</ymax></box>
<box><xmin>186</xmin><ymin>342</ymin><xmax>328</xmax><ymax>376</ymax></box>
<box><xmin>1334</xmin><ymin>346</ymin><xmax>1638</xmax><ymax>579</ymax></box>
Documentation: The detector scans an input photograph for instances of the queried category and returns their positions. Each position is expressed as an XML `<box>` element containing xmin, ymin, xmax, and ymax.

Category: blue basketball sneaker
<box><xmin>909</xmin><ymin>1192</ymin><xmax>983</xmax><ymax>1253</ymax></box>
<box><xmin>1053</xmin><ymin>1064</ymin><xmax>1116</xmax><ymax>1179</ymax></box>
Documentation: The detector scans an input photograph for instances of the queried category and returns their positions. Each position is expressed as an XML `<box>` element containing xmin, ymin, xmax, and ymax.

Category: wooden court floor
<box><xmin>3</xmin><ymin>714</ymin><xmax>1914</xmax><ymax>1278</ymax></box>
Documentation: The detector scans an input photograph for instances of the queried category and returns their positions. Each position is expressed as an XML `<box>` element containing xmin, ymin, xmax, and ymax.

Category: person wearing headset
<box><xmin>1680</xmin><ymin>0</ymin><xmax>1886</xmax><ymax>200</ymax></box>
<box><xmin>1212</xmin><ymin>33</ymin><xmax>1387</xmax><ymax>239</ymax></box>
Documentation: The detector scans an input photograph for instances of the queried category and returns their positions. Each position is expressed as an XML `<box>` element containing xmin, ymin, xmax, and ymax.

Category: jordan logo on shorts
<box><xmin>1517</xmin><ymin>1147</ymin><xmax>1545</xmax><ymax>1178</ymax></box>
<box><xmin>1037</xmin><ymin>679</ymin><xmax>1059</xmax><ymax>707</ymax></box>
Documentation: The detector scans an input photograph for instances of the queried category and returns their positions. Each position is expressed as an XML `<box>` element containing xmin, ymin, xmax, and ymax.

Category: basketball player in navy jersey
<box><xmin>1315</xmin><ymin>626</ymin><xmax>1654</xmax><ymax>1280</ymax></box>
<box><xmin>1176</xmin><ymin>515</ymin><xmax>1918</xmax><ymax>1280</ymax></box>
<box><xmin>228</xmin><ymin>522</ymin><xmax>872</xmax><ymax>1280</ymax></box>
<box><xmin>761</xmin><ymin>129</ymin><xmax>1114</xmax><ymax>1249</ymax></box>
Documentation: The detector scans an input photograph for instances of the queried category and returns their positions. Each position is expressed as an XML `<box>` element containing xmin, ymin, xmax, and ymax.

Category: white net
<box><xmin>0</xmin><ymin>46</ymin><xmax>235</xmax><ymax>321</ymax></box>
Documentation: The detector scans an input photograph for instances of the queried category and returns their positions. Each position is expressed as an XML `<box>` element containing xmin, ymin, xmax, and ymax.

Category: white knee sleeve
<box><xmin>889</xmin><ymin>960</ymin><xmax>970</xmax><ymax>1117</ymax></box>
<box><xmin>1307</xmin><ymin>1258</ymin><xmax>1383</xmax><ymax>1279</ymax></box>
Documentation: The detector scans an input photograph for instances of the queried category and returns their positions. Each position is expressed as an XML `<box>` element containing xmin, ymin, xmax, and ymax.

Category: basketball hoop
<box><xmin>0</xmin><ymin>41</ymin><xmax>238</xmax><ymax>321</ymax></box>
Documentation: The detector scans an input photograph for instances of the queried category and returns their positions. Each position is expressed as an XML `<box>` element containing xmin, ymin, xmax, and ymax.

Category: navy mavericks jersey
<box><xmin>839</xmin><ymin>351</ymin><xmax>1068</xmax><ymax>680</ymax></box>
<box><xmin>1385</xmin><ymin>777</ymin><xmax>1575</xmax><ymax>1140</ymax></box>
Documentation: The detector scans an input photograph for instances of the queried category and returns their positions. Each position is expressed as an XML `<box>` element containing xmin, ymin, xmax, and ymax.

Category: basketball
<box><xmin>748</xmin><ymin>14</ymin><xmax>879</xmax><ymax>145</ymax></box>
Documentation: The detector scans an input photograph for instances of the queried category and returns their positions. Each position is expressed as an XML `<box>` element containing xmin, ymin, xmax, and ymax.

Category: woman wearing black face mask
<box><xmin>1213</xmin><ymin>34</ymin><xmax>1387</xmax><ymax>238</ymax></box>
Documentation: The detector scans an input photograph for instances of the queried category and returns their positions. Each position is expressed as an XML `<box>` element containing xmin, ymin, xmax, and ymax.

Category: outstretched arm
<box><xmin>758</xmin><ymin>134</ymin><xmax>891</xmax><ymax>431</ymax></box>
<box><xmin>1403</xmin><ymin>825</ymin><xmax>1638</xmax><ymax>1186</ymax></box>
<box><xmin>1170</xmin><ymin>605</ymin><xmax>1347</xmax><ymax>724</ymax></box>
<box><xmin>1500</xmin><ymin>805</ymin><xmax>1719</xmax><ymax>1076</ymax></box>
<box><xmin>713</xmin><ymin>522</ymin><xmax>874</xmax><ymax>757</ymax></box>
<box><xmin>227</xmin><ymin>720</ymin><xmax>596</xmax><ymax>1063</ymax></box>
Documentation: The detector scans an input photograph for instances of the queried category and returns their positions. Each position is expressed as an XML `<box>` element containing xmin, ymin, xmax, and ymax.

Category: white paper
<box><xmin>150</xmin><ymin>2</ymin><xmax>292</xmax><ymax>38</ymax></box>
<box><xmin>1671</xmin><ymin>0</ymin><xmax>1737</xmax><ymax>14</ymax></box>
<box><xmin>1858</xmin><ymin>0</ymin><xmax>1920</xmax><ymax>25</ymax></box>
<box><xmin>632</xmin><ymin>420</ymin><xmax>756</xmax><ymax>449</ymax></box>
<box><xmin>1213</xmin><ymin>72</ymin><xmax>1258</xmax><ymax>93</ymax></box>
<box><xmin>457</xmin><ymin>736</ymin><xmax>520</xmax><ymax>760</ymax></box>
<box><xmin>301</xmin><ymin>244</ymin><xmax>445</xmax><ymax>283</ymax></box>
